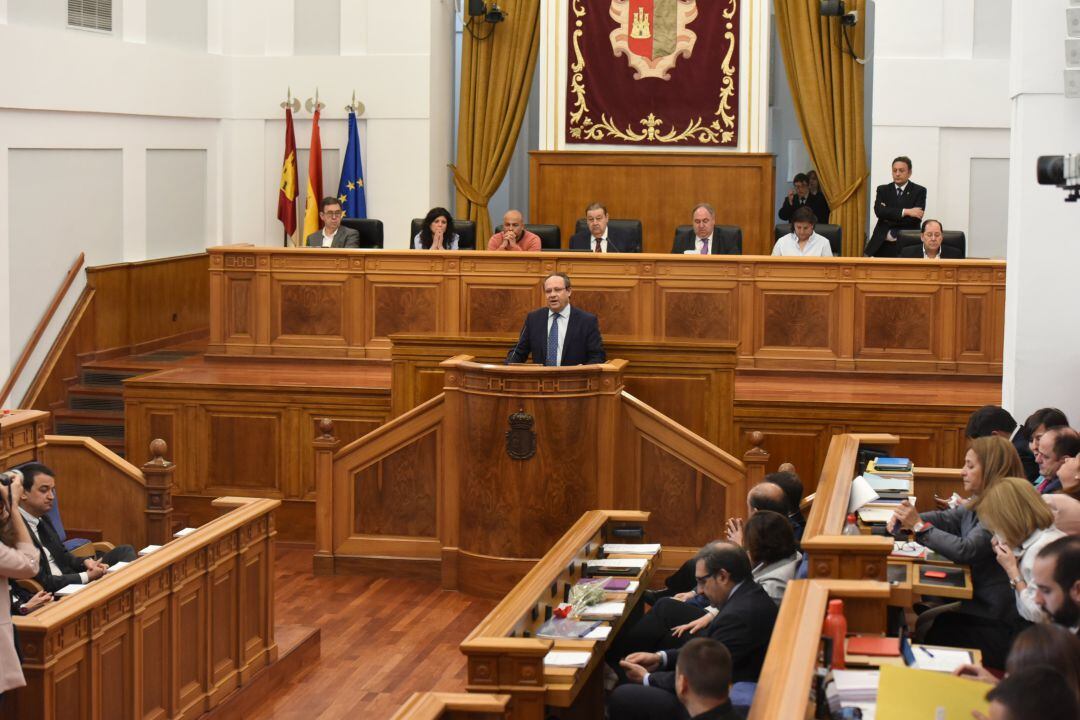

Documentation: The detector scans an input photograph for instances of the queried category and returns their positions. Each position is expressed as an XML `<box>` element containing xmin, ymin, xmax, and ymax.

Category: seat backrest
<box><xmin>572</xmin><ymin>218</ymin><xmax>643</xmax><ymax>252</ymax></box>
<box><xmin>775</xmin><ymin>223</ymin><xmax>843</xmax><ymax>256</ymax></box>
<box><xmin>409</xmin><ymin>218</ymin><xmax>477</xmax><ymax>250</ymax></box>
<box><xmin>673</xmin><ymin>224</ymin><xmax>743</xmax><ymax>254</ymax></box>
<box><xmin>896</xmin><ymin>229</ymin><xmax>967</xmax><ymax>258</ymax></box>
<box><xmin>494</xmin><ymin>223</ymin><xmax>562</xmax><ymax>250</ymax></box>
<box><xmin>341</xmin><ymin>218</ymin><xmax>384</xmax><ymax>249</ymax></box>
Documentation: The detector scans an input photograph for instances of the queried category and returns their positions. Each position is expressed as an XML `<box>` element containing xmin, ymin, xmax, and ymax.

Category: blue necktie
<box><xmin>546</xmin><ymin>313</ymin><xmax>560</xmax><ymax>366</ymax></box>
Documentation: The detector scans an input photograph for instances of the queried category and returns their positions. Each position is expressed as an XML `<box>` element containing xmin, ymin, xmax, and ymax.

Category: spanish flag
<box><xmin>276</xmin><ymin>108</ymin><xmax>298</xmax><ymax>243</ymax></box>
<box><xmin>302</xmin><ymin>108</ymin><xmax>324</xmax><ymax>241</ymax></box>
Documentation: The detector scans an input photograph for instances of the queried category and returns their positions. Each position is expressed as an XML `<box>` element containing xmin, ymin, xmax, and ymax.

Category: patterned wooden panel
<box><xmin>177</xmin><ymin>584</ymin><xmax>204</xmax><ymax>704</ymax></box>
<box><xmin>372</xmin><ymin>285</ymin><xmax>438</xmax><ymax>338</ymax></box>
<box><xmin>354</xmin><ymin>431</ymin><xmax>438</xmax><ymax>537</ymax></box>
<box><xmin>242</xmin><ymin>549</ymin><xmax>268</xmax><ymax>660</ymax></box>
<box><xmin>738</xmin><ymin>424</ymin><xmax>829</xmax><ymax>493</ymax></box>
<box><xmin>861</xmin><ymin>295</ymin><xmax>933</xmax><ymax>351</ymax></box>
<box><xmin>459</xmin><ymin>395</ymin><xmax>597</xmax><ymax>558</ymax></box>
<box><xmin>279</xmin><ymin>283</ymin><xmax>344</xmax><ymax>337</ymax></box>
<box><xmin>228</xmin><ymin>278</ymin><xmax>251</xmax><ymax>337</ymax></box>
<box><xmin>638</xmin><ymin>438</ymin><xmax>727</xmax><ymax>547</ymax></box>
<box><xmin>97</xmin><ymin>630</ymin><xmax>130</xmax><ymax>718</ymax></box>
<box><xmin>210</xmin><ymin>565</ymin><xmax>238</xmax><ymax>682</ymax></box>
<box><xmin>624</xmin><ymin>374</ymin><xmax>708</xmax><ymax>437</ymax></box>
<box><xmin>53</xmin><ymin>655</ymin><xmax>87</xmax><ymax>717</ymax></box>
<box><xmin>571</xmin><ymin>288</ymin><xmax>635</xmax><ymax>336</ymax></box>
<box><xmin>140</xmin><ymin>604</ymin><xmax>168</xmax><ymax>717</ymax></box>
<box><xmin>207</xmin><ymin>413</ymin><xmax>281</xmax><ymax>492</ymax></box>
<box><xmin>661</xmin><ymin>288</ymin><xmax>735</xmax><ymax>340</ymax></box>
<box><xmin>961</xmin><ymin>293</ymin><xmax>985</xmax><ymax>354</ymax></box>
<box><xmin>762</xmin><ymin>292</ymin><xmax>831</xmax><ymax>348</ymax></box>
<box><xmin>466</xmin><ymin>286</ymin><xmax>538</xmax><ymax>334</ymax></box>
<box><xmin>148</xmin><ymin>411</ymin><xmax>175</xmax><ymax>463</ymax></box>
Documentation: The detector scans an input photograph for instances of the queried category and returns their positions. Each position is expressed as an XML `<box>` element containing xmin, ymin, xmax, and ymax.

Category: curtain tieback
<box><xmin>448</xmin><ymin>164</ymin><xmax>490</xmax><ymax>208</ymax></box>
<box><xmin>828</xmin><ymin>173</ymin><xmax>869</xmax><ymax>207</ymax></box>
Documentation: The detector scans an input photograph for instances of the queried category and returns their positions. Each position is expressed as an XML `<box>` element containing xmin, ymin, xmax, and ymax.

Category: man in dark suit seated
<box><xmin>615</xmin><ymin>638</ymin><xmax>740</xmax><ymax>720</ymax></box>
<box><xmin>966</xmin><ymin>405</ymin><xmax>1039</xmax><ymax>484</ymax></box>
<box><xmin>17</xmin><ymin>463</ymin><xmax>136</xmax><ymax>593</ymax></box>
<box><xmin>569</xmin><ymin>202</ymin><xmax>639</xmax><ymax>253</ymax></box>
<box><xmin>305</xmin><ymin>197</ymin><xmax>360</xmax><ymax>248</ymax></box>
<box><xmin>778</xmin><ymin>172</ymin><xmax>830</xmax><ymax>225</ymax></box>
<box><xmin>505</xmin><ymin>273</ymin><xmax>606</xmax><ymax>366</ymax></box>
<box><xmin>866</xmin><ymin>156</ymin><xmax>927</xmax><ymax>257</ymax></box>
<box><xmin>899</xmin><ymin>218</ymin><xmax>961</xmax><ymax>259</ymax></box>
<box><xmin>608</xmin><ymin>543</ymin><xmax>777</xmax><ymax>720</ymax></box>
<box><xmin>671</xmin><ymin>204</ymin><xmax>739</xmax><ymax>255</ymax></box>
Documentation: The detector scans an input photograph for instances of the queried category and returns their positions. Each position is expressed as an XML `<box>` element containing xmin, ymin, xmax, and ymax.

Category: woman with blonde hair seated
<box><xmin>887</xmin><ymin>435</ymin><xmax>1025</xmax><ymax>667</ymax></box>
<box><xmin>977</xmin><ymin>475</ymin><xmax>1067</xmax><ymax>623</ymax></box>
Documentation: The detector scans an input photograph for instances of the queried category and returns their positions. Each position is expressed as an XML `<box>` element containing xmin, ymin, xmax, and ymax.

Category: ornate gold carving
<box><xmin>569</xmin><ymin>0</ymin><xmax>738</xmax><ymax>145</ymax></box>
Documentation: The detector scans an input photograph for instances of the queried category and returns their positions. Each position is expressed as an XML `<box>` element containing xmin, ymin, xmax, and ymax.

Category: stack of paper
<box><xmin>105</xmin><ymin>561</ymin><xmax>132</xmax><ymax>573</ymax></box>
<box><xmin>172</xmin><ymin>527</ymin><xmax>197</xmax><ymax>538</ymax></box>
<box><xmin>138</xmin><ymin>544</ymin><xmax>162</xmax><ymax>556</ymax></box>
<box><xmin>544</xmin><ymin>651</ymin><xmax>591</xmax><ymax>667</ymax></box>
<box><xmin>584</xmin><ymin>626</ymin><xmax>612</xmax><ymax>640</ymax></box>
<box><xmin>831</xmin><ymin>669</ymin><xmax>880</xmax><ymax>705</ymax></box>
<box><xmin>602</xmin><ymin>543</ymin><xmax>660</xmax><ymax>555</ymax></box>
<box><xmin>55</xmin><ymin>583</ymin><xmax>88</xmax><ymax>597</ymax></box>
<box><xmin>579</xmin><ymin>601</ymin><xmax>626</xmax><ymax>619</ymax></box>
<box><xmin>585</xmin><ymin>558</ymin><xmax>648</xmax><ymax>575</ymax></box>
<box><xmin>912</xmin><ymin>647</ymin><xmax>972</xmax><ymax>673</ymax></box>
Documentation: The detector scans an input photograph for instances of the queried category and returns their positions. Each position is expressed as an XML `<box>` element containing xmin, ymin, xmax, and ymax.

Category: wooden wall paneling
<box><xmin>753</xmin><ymin>282</ymin><xmax>840</xmax><ymax>360</ymax></box>
<box><xmin>655</xmin><ymin>278</ymin><xmax>740</xmax><ymax>343</ymax></box>
<box><xmin>208</xmin><ymin>539</ymin><xmax>240</xmax><ymax>706</ymax></box>
<box><xmin>353</xmin><ymin>430</ymin><xmax>439</xmax><ymax>537</ymax></box>
<box><xmin>528</xmin><ymin>151</ymin><xmax>776</xmax><ymax>255</ymax></box>
<box><xmin>299</xmin><ymin>411</ymin><xmax>382</xmax><ymax>501</ymax></box>
<box><xmin>460</xmin><ymin>275</ymin><xmax>547</xmax><ymax>335</ymax></box>
<box><xmin>92</xmin><ymin>612</ymin><xmax>134</xmax><ymax>720</ymax></box>
<box><xmin>202</xmin><ymin>408</ymin><xmax>285</xmax><ymax>498</ymax></box>
<box><xmin>735</xmin><ymin>422</ymin><xmax>832</xmax><ymax>489</ymax></box>
<box><xmin>174</xmin><ymin>562</ymin><xmax>209</xmax><ymax>717</ymax></box>
<box><xmin>270</xmin><ymin>273</ymin><xmax>349</xmax><ymax>348</ymax></box>
<box><xmin>135</xmin><ymin>594</ymin><xmax>172</xmax><ymax>720</ymax></box>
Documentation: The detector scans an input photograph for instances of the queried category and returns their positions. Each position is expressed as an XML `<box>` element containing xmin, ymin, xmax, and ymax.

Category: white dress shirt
<box><xmin>771</xmin><ymin>233</ymin><xmax>833</xmax><ymax>257</ymax></box>
<box><xmin>590</xmin><ymin>232</ymin><xmax>609</xmax><ymax>253</ymax></box>
<box><xmin>684</xmin><ymin>235</ymin><xmax>712</xmax><ymax>255</ymax></box>
<box><xmin>320</xmin><ymin>228</ymin><xmax>339</xmax><ymax>248</ymax></box>
<box><xmin>546</xmin><ymin>304</ymin><xmax>571</xmax><ymax>366</ymax></box>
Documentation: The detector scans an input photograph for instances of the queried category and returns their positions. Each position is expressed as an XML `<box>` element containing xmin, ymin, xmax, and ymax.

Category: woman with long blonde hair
<box><xmin>0</xmin><ymin>471</ymin><xmax>41</xmax><ymax>705</ymax></box>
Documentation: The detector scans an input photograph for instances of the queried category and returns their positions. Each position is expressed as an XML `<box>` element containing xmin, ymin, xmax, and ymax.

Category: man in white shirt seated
<box><xmin>899</xmin><ymin>218</ymin><xmax>961</xmax><ymax>259</ymax></box>
<box><xmin>771</xmin><ymin>207</ymin><xmax>833</xmax><ymax>257</ymax></box>
<box><xmin>305</xmin><ymin>197</ymin><xmax>361</xmax><ymax>248</ymax></box>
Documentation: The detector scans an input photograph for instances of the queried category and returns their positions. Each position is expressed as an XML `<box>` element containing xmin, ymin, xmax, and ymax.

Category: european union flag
<box><xmin>336</xmin><ymin>110</ymin><xmax>367</xmax><ymax>218</ymax></box>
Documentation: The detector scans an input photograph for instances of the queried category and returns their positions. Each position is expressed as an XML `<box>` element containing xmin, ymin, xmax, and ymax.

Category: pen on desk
<box><xmin>920</xmin><ymin>646</ymin><xmax>935</xmax><ymax>658</ymax></box>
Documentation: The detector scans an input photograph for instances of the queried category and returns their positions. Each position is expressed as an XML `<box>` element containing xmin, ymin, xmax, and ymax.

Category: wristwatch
<box><xmin>1009</xmin><ymin>576</ymin><xmax>1023</xmax><ymax>589</ymax></box>
<box><xmin>912</xmin><ymin>520</ymin><xmax>930</xmax><ymax>534</ymax></box>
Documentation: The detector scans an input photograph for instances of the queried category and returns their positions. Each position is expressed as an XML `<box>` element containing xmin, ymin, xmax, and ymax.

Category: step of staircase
<box><xmin>52</xmin><ymin>408</ymin><xmax>125</xmax><ymax>440</ymax></box>
<box><xmin>80</xmin><ymin>368</ymin><xmax>142</xmax><ymax>388</ymax></box>
<box><xmin>67</xmin><ymin>384</ymin><xmax>125</xmax><ymax>413</ymax></box>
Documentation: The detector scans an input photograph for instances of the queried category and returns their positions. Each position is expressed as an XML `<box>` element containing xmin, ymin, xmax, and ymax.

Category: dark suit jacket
<box><xmin>506</xmin><ymin>306</ymin><xmax>606</xmax><ymax>366</ymax></box>
<box><xmin>671</xmin><ymin>229</ymin><xmax>740</xmax><ymax>256</ymax></box>
<box><xmin>305</xmin><ymin>226</ymin><xmax>361</xmax><ymax>248</ymax></box>
<box><xmin>778</xmin><ymin>192</ymin><xmax>830</xmax><ymax>224</ymax></box>
<box><xmin>1012</xmin><ymin>429</ymin><xmax>1040</xmax><ymax>484</ymax></box>
<box><xmin>569</xmin><ymin>227</ymin><xmax>639</xmax><ymax>253</ymax></box>
<box><xmin>866</xmin><ymin>181</ymin><xmax>927</xmax><ymax>256</ymax></box>
<box><xmin>649</xmin><ymin>581</ymin><xmax>778</xmax><ymax>690</ymax></box>
<box><xmin>899</xmin><ymin>244</ymin><xmax>962</xmax><ymax>259</ymax></box>
<box><xmin>26</xmin><ymin>515</ymin><xmax>87</xmax><ymax>593</ymax></box>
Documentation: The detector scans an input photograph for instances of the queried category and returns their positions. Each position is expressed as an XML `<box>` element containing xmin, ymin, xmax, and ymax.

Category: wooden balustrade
<box><xmin>10</xmin><ymin>496</ymin><xmax>279</xmax><ymax>719</ymax></box>
<box><xmin>391</xmin><ymin>693</ymin><xmax>511</xmax><ymax>720</ymax></box>
<box><xmin>460</xmin><ymin>509</ymin><xmax>655</xmax><ymax>720</ymax></box>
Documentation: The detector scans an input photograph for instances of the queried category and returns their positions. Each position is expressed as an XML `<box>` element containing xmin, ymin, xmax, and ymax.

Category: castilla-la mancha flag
<box><xmin>566</xmin><ymin>0</ymin><xmax>741</xmax><ymax>148</ymax></box>
<box><xmin>276</xmin><ymin>108</ymin><xmax>298</xmax><ymax>242</ymax></box>
<box><xmin>302</xmin><ymin>108</ymin><xmax>324</xmax><ymax>240</ymax></box>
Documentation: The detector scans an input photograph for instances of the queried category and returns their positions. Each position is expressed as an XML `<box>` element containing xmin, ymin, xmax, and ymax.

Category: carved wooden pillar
<box><xmin>313</xmin><ymin>418</ymin><xmax>339</xmax><ymax>574</ymax></box>
<box><xmin>141</xmin><ymin>438</ymin><xmax>174</xmax><ymax>546</ymax></box>
<box><xmin>742</xmin><ymin>431</ymin><xmax>769</xmax><ymax>494</ymax></box>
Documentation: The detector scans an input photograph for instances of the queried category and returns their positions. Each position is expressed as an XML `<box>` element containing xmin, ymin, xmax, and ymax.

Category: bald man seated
<box><xmin>486</xmin><ymin>209</ymin><xmax>541</xmax><ymax>251</ymax></box>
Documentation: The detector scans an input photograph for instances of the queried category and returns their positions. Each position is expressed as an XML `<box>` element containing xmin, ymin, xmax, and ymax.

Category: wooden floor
<box><xmin>243</xmin><ymin>546</ymin><xmax>496</xmax><ymax>719</ymax></box>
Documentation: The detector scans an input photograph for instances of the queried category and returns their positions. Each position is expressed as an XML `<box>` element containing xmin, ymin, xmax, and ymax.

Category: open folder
<box><xmin>875</xmin><ymin>665</ymin><xmax>989</xmax><ymax>719</ymax></box>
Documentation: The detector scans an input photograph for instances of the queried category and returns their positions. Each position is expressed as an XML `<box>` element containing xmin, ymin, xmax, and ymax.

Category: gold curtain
<box><xmin>775</xmin><ymin>0</ymin><xmax>868</xmax><ymax>256</ymax></box>
<box><xmin>451</xmin><ymin>1</ymin><xmax>542</xmax><ymax>242</ymax></box>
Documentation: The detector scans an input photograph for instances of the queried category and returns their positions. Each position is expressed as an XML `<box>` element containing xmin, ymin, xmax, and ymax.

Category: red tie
<box><xmin>594</xmin><ymin>238</ymin><xmax>602</xmax><ymax>253</ymax></box>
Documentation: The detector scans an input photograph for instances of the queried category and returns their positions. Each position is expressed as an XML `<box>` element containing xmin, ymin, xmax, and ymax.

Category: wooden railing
<box><xmin>23</xmin><ymin>252</ymin><xmax>209</xmax><ymax>411</ymax></box>
<box><xmin>748</xmin><ymin>579</ymin><xmax>892</xmax><ymax>720</ymax></box>
<box><xmin>0</xmin><ymin>252</ymin><xmax>84</xmax><ymax>407</ymax></box>
<box><xmin>912</xmin><ymin>466</ymin><xmax>965</xmax><ymax>514</ymax></box>
<box><xmin>391</xmin><ymin>693</ymin><xmax>510</xmax><ymax>719</ymax></box>
<box><xmin>460</xmin><ymin>509</ymin><xmax>655</xmax><ymax>720</ymax></box>
<box><xmin>10</xmin><ymin>496</ymin><xmax>279</xmax><ymax>719</ymax></box>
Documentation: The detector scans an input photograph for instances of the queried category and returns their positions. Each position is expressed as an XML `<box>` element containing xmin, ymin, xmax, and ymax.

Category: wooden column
<box><xmin>140</xmin><ymin>438</ymin><xmax>174</xmax><ymax>546</ymax></box>
<box><xmin>313</xmin><ymin>418</ymin><xmax>339</xmax><ymax>574</ymax></box>
<box><xmin>742</xmin><ymin>430</ymin><xmax>769</xmax><ymax>489</ymax></box>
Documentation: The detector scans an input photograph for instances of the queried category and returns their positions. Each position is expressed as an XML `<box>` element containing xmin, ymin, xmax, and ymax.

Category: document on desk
<box><xmin>586</xmin><ymin>558</ymin><xmax>648</xmax><ymax>569</ymax></box>
<box><xmin>876</xmin><ymin>665</ymin><xmax>988</xmax><ymax>719</ymax></box>
<box><xmin>849</xmin><ymin>475</ymin><xmax>880</xmax><ymax>513</ymax></box>
<box><xmin>891</xmin><ymin>541</ymin><xmax>928</xmax><ymax>559</ymax></box>
<box><xmin>584</xmin><ymin>625</ymin><xmax>612</xmax><ymax>640</ymax></box>
<box><xmin>544</xmin><ymin>651</ymin><xmax>592</xmax><ymax>667</ymax></box>
<box><xmin>138</xmin><ymin>544</ymin><xmax>162</xmax><ymax>556</ymax></box>
<box><xmin>912</xmin><ymin>646</ymin><xmax>972</xmax><ymax>673</ymax></box>
<box><xmin>54</xmin><ymin>583</ymin><xmax>89</xmax><ymax>596</ymax></box>
<box><xmin>857</xmin><ymin>507</ymin><xmax>894</xmax><ymax>524</ymax></box>
<box><xmin>602</xmin><ymin>543</ymin><xmax>660</xmax><ymax>555</ymax></box>
<box><xmin>579</xmin><ymin>601</ymin><xmax>626</xmax><ymax>619</ymax></box>
<box><xmin>105</xmin><ymin>561</ymin><xmax>132</xmax><ymax>573</ymax></box>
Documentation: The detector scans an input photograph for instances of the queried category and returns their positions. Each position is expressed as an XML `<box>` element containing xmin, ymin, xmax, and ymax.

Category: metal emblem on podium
<box><xmin>506</xmin><ymin>409</ymin><xmax>537</xmax><ymax>460</ymax></box>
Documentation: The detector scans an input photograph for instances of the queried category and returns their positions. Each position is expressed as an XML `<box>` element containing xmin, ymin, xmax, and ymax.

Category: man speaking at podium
<box><xmin>506</xmin><ymin>273</ymin><xmax>606</xmax><ymax>366</ymax></box>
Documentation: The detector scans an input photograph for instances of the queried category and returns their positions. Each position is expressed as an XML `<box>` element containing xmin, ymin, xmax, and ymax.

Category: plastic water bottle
<box><xmin>822</xmin><ymin>598</ymin><xmax>848</xmax><ymax>669</ymax></box>
<box><xmin>842</xmin><ymin>513</ymin><xmax>860</xmax><ymax>536</ymax></box>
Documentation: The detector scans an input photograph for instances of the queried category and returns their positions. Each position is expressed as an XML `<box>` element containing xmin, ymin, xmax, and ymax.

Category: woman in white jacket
<box><xmin>0</xmin><ymin>470</ymin><xmax>41</xmax><ymax>703</ymax></box>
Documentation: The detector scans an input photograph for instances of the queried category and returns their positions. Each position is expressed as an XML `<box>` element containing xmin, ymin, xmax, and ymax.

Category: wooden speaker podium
<box><xmin>314</xmin><ymin>356</ymin><xmax>767</xmax><ymax>597</ymax></box>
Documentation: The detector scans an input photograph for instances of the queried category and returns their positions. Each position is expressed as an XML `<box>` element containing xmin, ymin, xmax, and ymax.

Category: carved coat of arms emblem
<box><xmin>609</xmin><ymin>0</ymin><xmax>699</xmax><ymax>80</ymax></box>
<box><xmin>505</xmin><ymin>409</ymin><xmax>537</xmax><ymax>461</ymax></box>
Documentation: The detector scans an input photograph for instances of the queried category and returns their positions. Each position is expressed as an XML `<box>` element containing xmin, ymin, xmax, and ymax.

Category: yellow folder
<box><xmin>876</xmin><ymin>665</ymin><xmax>990</xmax><ymax>719</ymax></box>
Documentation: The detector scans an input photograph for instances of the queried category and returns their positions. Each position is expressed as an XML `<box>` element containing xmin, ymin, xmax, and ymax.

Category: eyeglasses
<box><xmin>695</xmin><ymin>573</ymin><xmax>715</xmax><ymax>587</ymax></box>
<box><xmin>322</xmin><ymin>210</ymin><xmax>344</xmax><ymax>217</ymax></box>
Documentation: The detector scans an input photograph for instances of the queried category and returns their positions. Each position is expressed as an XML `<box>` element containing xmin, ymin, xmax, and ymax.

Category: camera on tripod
<box><xmin>1037</xmin><ymin>154</ymin><xmax>1080</xmax><ymax>202</ymax></box>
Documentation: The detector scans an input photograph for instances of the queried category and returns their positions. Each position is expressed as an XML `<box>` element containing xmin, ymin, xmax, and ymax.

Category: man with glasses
<box><xmin>305</xmin><ymin>197</ymin><xmax>360</xmax><ymax>248</ymax></box>
<box><xmin>608</xmin><ymin>543</ymin><xmax>777</xmax><ymax>720</ymax></box>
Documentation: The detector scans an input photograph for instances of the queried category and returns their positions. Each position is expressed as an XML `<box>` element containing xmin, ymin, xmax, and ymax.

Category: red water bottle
<box><xmin>822</xmin><ymin>598</ymin><xmax>848</xmax><ymax>669</ymax></box>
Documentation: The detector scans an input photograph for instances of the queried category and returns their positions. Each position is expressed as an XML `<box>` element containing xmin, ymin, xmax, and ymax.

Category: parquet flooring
<box><xmin>243</xmin><ymin>546</ymin><xmax>496</xmax><ymax>719</ymax></box>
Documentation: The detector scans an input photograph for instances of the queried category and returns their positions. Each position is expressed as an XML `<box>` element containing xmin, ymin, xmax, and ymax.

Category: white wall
<box><xmin>871</xmin><ymin>0</ymin><xmax>1012</xmax><ymax>256</ymax></box>
<box><xmin>0</xmin><ymin>0</ymin><xmax>457</xmax><ymax>406</ymax></box>
<box><xmin>1002</xmin><ymin>0</ymin><xmax>1080</xmax><ymax>425</ymax></box>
